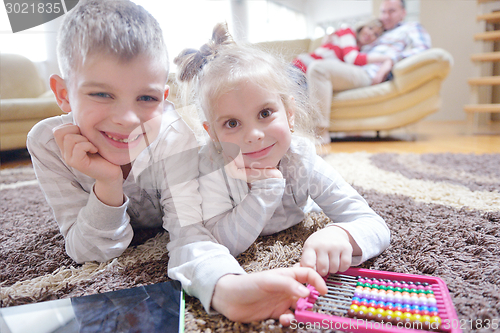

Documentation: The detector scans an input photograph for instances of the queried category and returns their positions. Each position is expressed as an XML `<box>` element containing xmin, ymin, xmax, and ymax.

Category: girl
<box><xmin>292</xmin><ymin>18</ymin><xmax>390</xmax><ymax>75</ymax></box>
<box><xmin>175</xmin><ymin>22</ymin><xmax>390</xmax><ymax>309</ymax></box>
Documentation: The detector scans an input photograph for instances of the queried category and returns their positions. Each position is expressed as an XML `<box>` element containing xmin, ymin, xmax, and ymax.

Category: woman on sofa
<box><xmin>292</xmin><ymin>18</ymin><xmax>392</xmax><ymax>81</ymax></box>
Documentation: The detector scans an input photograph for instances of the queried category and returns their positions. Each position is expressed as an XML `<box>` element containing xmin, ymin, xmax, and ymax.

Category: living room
<box><xmin>1</xmin><ymin>1</ymin><xmax>499</xmax><ymax>332</ymax></box>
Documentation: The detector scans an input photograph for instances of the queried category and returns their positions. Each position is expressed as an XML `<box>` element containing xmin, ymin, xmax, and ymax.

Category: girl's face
<box><xmin>204</xmin><ymin>81</ymin><xmax>295</xmax><ymax>169</ymax></box>
<box><xmin>357</xmin><ymin>25</ymin><xmax>383</xmax><ymax>46</ymax></box>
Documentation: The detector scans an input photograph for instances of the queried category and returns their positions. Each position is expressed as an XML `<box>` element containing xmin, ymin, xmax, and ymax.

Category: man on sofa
<box><xmin>308</xmin><ymin>0</ymin><xmax>431</xmax><ymax>143</ymax></box>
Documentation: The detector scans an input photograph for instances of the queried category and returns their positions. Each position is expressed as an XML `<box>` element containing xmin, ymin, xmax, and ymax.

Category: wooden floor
<box><xmin>319</xmin><ymin>120</ymin><xmax>500</xmax><ymax>155</ymax></box>
<box><xmin>1</xmin><ymin>121</ymin><xmax>500</xmax><ymax>170</ymax></box>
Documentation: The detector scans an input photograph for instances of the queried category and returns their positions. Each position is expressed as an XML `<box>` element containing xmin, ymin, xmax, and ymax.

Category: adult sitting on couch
<box><xmin>308</xmin><ymin>0</ymin><xmax>431</xmax><ymax>143</ymax></box>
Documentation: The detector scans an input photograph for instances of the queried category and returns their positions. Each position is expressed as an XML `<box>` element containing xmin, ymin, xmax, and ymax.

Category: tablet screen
<box><xmin>0</xmin><ymin>280</ymin><xmax>183</xmax><ymax>333</ymax></box>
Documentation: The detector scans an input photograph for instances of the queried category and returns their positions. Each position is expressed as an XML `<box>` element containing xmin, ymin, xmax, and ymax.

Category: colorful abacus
<box><xmin>295</xmin><ymin>268</ymin><xmax>461</xmax><ymax>333</ymax></box>
<box><xmin>348</xmin><ymin>275</ymin><xmax>442</xmax><ymax>331</ymax></box>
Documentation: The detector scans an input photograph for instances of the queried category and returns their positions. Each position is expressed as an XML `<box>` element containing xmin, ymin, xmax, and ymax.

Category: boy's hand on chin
<box><xmin>53</xmin><ymin>123</ymin><xmax>123</xmax><ymax>182</ymax></box>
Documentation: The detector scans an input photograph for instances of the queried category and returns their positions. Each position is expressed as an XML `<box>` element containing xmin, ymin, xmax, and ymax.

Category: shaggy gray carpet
<box><xmin>1</xmin><ymin>152</ymin><xmax>499</xmax><ymax>332</ymax></box>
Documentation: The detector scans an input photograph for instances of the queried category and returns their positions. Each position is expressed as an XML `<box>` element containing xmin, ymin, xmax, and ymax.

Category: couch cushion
<box><xmin>1</xmin><ymin>54</ymin><xmax>46</xmax><ymax>99</ymax></box>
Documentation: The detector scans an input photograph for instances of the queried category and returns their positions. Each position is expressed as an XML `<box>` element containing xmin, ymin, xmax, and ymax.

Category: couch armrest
<box><xmin>392</xmin><ymin>48</ymin><xmax>453</xmax><ymax>93</ymax></box>
<box><xmin>0</xmin><ymin>97</ymin><xmax>62</xmax><ymax>121</ymax></box>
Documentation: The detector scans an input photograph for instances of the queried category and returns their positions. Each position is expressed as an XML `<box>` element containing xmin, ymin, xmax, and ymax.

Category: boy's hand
<box><xmin>300</xmin><ymin>226</ymin><xmax>353</xmax><ymax>276</ymax></box>
<box><xmin>211</xmin><ymin>267</ymin><xmax>327</xmax><ymax>326</ymax></box>
<box><xmin>53</xmin><ymin>123</ymin><xmax>125</xmax><ymax>207</ymax></box>
<box><xmin>53</xmin><ymin>123</ymin><xmax>122</xmax><ymax>182</ymax></box>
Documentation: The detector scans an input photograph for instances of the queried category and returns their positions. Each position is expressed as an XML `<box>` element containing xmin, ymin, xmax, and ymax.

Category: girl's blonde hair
<box><xmin>355</xmin><ymin>18</ymin><xmax>384</xmax><ymax>35</ymax></box>
<box><xmin>57</xmin><ymin>0</ymin><xmax>169</xmax><ymax>83</ymax></box>
<box><xmin>174</xmin><ymin>23</ymin><xmax>316</xmax><ymax>140</ymax></box>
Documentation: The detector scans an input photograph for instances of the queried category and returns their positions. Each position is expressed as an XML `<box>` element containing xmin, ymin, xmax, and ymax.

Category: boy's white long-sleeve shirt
<box><xmin>27</xmin><ymin>103</ymin><xmax>245</xmax><ymax>311</ymax></box>
<box><xmin>199</xmin><ymin>136</ymin><xmax>390</xmax><ymax>265</ymax></box>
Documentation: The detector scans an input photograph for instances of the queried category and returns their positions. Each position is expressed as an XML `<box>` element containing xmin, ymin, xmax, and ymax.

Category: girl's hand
<box><xmin>211</xmin><ymin>267</ymin><xmax>327</xmax><ymax>325</ymax></box>
<box><xmin>300</xmin><ymin>226</ymin><xmax>353</xmax><ymax>276</ymax></box>
<box><xmin>222</xmin><ymin>148</ymin><xmax>283</xmax><ymax>183</ymax></box>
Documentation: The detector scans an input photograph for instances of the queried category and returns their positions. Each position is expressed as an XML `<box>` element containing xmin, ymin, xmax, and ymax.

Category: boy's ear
<box><xmin>164</xmin><ymin>85</ymin><xmax>170</xmax><ymax>100</ymax></box>
<box><xmin>50</xmin><ymin>74</ymin><xmax>71</xmax><ymax>113</ymax></box>
<box><xmin>203</xmin><ymin>122</ymin><xmax>215</xmax><ymax>140</ymax></box>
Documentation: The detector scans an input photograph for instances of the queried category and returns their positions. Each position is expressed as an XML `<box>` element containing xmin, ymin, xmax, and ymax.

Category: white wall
<box><xmin>421</xmin><ymin>0</ymin><xmax>500</xmax><ymax>121</ymax></box>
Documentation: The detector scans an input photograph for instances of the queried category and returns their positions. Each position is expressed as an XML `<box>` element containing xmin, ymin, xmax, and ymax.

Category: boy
<box><xmin>28</xmin><ymin>0</ymin><xmax>325</xmax><ymax>325</ymax></box>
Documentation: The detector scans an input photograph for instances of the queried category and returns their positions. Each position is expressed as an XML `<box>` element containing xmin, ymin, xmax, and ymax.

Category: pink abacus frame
<box><xmin>295</xmin><ymin>268</ymin><xmax>461</xmax><ymax>333</ymax></box>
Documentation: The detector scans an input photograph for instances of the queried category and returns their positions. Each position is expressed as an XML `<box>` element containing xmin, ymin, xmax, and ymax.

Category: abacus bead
<box><xmin>422</xmin><ymin>321</ymin><xmax>431</xmax><ymax>331</ymax></box>
<box><xmin>386</xmin><ymin>294</ymin><xmax>395</xmax><ymax>303</ymax></box>
<box><xmin>367</xmin><ymin>307</ymin><xmax>377</xmax><ymax>316</ymax></box>
<box><xmin>375</xmin><ymin>313</ymin><xmax>384</xmax><ymax>322</ymax></box>
<box><xmin>352</xmin><ymin>296</ymin><xmax>361</xmax><ymax>302</ymax></box>
<box><xmin>356</xmin><ymin>310</ymin><xmax>367</xmax><ymax>320</ymax></box>
<box><xmin>402</xmin><ymin>312</ymin><xmax>412</xmax><ymax>320</ymax></box>
<box><xmin>410</xmin><ymin>314</ymin><xmax>422</xmax><ymax>322</ymax></box>
<box><xmin>427</xmin><ymin>298</ymin><xmax>437</xmax><ymax>306</ymax></box>
<box><xmin>347</xmin><ymin>309</ymin><xmax>356</xmax><ymax>318</ymax></box>
<box><xmin>384</xmin><ymin>315</ymin><xmax>393</xmax><ymax>323</ymax></box>
<box><xmin>354</xmin><ymin>290</ymin><xmax>362</xmax><ymax>298</ymax></box>
<box><xmin>421</xmin><ymin>315</ymin><xmax>431</xmax><ymax>323</ymax></box>
<box><xmin>385</xmin><ymin>302</ymin><xmax>394</xmax><ymax>311</ymax></box>
<box><xmin>428</xmin><ymin>306</ymin><xmax>438</xmax><ymax>313</ymax></box>
<box><xmin>430</xmin><ymin>316</ymin><xmax>441</xmax><ymax>324</ymax></box>
<box><xmin>376</xmin><ymin>308</ymin><xmax>385</xmax><ymax>315</ymax></box>
<box><xmin>376</xmin><ymin>301</ymin><xmax>386</xmax><ymax>308</ymax></box>
<box><xmin>368</xmin><ymin>300</ymin><xmax>377</xmax><ymax>307</ymax></box>
<box><xmin>394</xmin><ymin>311</ymin><xmax>403</xmax><ymax>318</ymax></box>
<box><xmin>359</xmin><ymin>305</ymin><xmax>368</xmax><ymax>312</ymax></box>
<box><xmin>394</xmin><ymin>287</ymin><xmax>402</xmax><ymax>292</ymax></box>
<box><xmin>366</xmin><ymin>311</ymin><xmax>376</xmax><ymax>321</ymax></box>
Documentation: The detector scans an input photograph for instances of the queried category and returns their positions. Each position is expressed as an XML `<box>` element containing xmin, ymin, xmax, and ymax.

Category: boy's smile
<box><xmin>206</xmin><ymin>81</ymin><xmax>294</xmax><ymax>169</ymax></box>
<box><xmin>62</xmin><ymin>53</ymin><xmax>169</xmax><ymax>166</ymax></box>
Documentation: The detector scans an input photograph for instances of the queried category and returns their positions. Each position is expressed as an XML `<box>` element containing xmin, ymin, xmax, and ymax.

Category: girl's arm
<box><xmin>306</xmin><ymin>153</ymin><xmax>391</xmax><ymax>266</ymax></box>
<box><xmin>198</xmin><ymin>148</ymin><xmax>286</xmax><ymax>256</ymax></box>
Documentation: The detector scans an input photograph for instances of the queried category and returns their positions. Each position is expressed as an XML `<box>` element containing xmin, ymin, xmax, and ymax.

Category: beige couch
<box><xmin>0</xmin><ymin>54</ymin><xmax>62</xmax><ymax>151</ymax></box>
<box><xmin>254</xmin><ymin>38</ymin><xmax>453</xmax><ymax>134</ymax></box>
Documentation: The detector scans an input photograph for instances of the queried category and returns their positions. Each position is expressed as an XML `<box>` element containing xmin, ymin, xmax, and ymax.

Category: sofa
<box><xmin>0</xmin><ymin>53</ymin><xmax>62</xmax><ymax>151</ymax></box>
<box><xmin>252</xmin><ymin>38</ymin><xmax>453</xmax><ymax>134</ymax></box>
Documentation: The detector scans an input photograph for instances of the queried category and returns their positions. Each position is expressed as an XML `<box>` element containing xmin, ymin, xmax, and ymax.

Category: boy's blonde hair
<box><xmin>57</xmin><ymin>0</ymin><xmax>169</xmax><ymax>82</ymax></box>
<box><xmin>174</xmin><ymin>23</ymin><xmax>316</xmax><ymax>139</ymax></box>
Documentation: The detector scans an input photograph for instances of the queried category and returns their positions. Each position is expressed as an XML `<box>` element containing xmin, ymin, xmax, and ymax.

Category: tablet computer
<box><xmin>0</xmin><ymin>280</ymin><xmax>184</xmax><ymax>333</ymax></box>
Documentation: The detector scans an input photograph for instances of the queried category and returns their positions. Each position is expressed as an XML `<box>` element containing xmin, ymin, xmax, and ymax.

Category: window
<box><xmin>0</xmin><ymin>5</ymin><xmax>47</xmax><ymax>62</ymax></box>
<box><xmin>246</xmin><ymin>1</ymin><xmax>307</xmax><ymax>43</ymax></box>
<box><xmin>134</xmin><ymin>0</ymin><xmax>233</xmax><ymax>72</ymax></box>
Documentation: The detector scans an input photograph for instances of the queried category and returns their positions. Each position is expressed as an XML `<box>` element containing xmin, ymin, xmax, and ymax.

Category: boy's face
<box><xmin>65</xmin><ymin>53</ymin><xmax>168</xmax><ymax>166</ymax></box>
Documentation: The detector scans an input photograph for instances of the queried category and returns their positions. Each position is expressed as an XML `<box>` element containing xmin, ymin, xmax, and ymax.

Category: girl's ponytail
<box><xmin>174</xmin><ymin>22</ymin><xmax>234</xmax><ymax>83</ymax></box>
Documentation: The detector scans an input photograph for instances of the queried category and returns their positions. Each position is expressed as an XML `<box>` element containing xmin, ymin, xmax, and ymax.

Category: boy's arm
<box><xmin>27</xmin><ymin>121</ymin><xmax>133</xmax><ymax>263</ymax></box>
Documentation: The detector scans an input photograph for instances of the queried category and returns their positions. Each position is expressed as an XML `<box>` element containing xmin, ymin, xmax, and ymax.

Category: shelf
<box><xmin>468</xmin><ymin>76</ymin><xmax>500</xmax><ymax>85</ymax></box>
<box><xmin>477</xmin><ymin>11</ymin><xmax>500</xmax><ymax>23</ymax></box>
<box><xmin>474</xmin><ymin>30</ymin><xmax>500</xmax><ymax>41</ymax></box>
<box><xmin>471</xmin><ymin>51</ymin><xmax>500</xmax><ymax>62</ymax></box>
<box><xmin>464</xmin><ymin>104</ymin><xmax>500</xmax><ymax>113</ymax></box>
